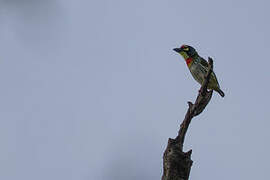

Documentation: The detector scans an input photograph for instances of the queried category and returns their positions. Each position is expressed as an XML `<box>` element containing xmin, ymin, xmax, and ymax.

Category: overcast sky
<box><xmin>0</xmin><ymin>0</ymin><xmax>270</xmax><ymax>180</ymax></box>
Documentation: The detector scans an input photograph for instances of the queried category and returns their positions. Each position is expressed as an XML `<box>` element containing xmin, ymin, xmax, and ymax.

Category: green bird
<box><xmin>173</xmin><ymin>45</ymin><xmax>225</xmax><ymax>97</ymax></box>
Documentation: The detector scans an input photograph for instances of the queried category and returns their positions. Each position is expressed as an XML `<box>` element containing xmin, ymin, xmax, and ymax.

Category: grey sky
<box><xmin>0</xmin><ymin>0</ymin><xmax>269</xmax><ymax>179</ymax></box>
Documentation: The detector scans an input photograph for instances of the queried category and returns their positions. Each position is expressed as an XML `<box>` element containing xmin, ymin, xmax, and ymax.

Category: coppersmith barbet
<box><xmin>173</xmin><ymin>45</ymin><xmax>225</xmax><ymax>97</ymax></box>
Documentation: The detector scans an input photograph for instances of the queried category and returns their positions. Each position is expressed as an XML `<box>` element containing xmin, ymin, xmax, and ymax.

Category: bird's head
<box><xmin>173</xmin><ymin>45</ymin><xmax>198</xmax><ymax>60</ymax></box>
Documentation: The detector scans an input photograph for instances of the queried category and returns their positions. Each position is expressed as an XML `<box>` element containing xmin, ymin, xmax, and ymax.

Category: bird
<box><xmin>173</xmin><ymin>45</ymin><xmax>225</xmax><ymax>97</ymax></box>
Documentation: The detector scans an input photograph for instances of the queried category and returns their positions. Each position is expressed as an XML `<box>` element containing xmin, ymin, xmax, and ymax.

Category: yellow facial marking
<box><xmin>183</xmin><ymin>47</ymin><xmax>189</xmax><ymax>51</ymax></box>
<box><xmin>179</xmin><ymin>51</ymin><xmax>189</xmax><ymax>60</ymax></box>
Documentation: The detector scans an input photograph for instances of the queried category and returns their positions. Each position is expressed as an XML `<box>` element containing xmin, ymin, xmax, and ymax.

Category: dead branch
<box><xmin>162</xmin><ymin>57</ymin><xmax>214</xmax><ymax>180</ymax></box>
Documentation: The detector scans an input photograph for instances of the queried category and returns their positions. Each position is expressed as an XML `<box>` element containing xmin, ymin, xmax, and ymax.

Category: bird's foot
<box><xmin>198</xmin><ymin>88</ymin><xmax>210</xmax><ymax>95</ymax></box>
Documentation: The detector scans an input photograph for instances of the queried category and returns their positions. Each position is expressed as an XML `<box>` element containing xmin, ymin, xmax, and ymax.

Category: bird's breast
<box><xmin>189</xmin><ymin>61</ymin><xmax>205</xmax><ymax>84</ymax></box>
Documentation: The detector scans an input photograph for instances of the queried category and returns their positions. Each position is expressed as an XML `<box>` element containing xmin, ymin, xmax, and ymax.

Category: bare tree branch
<box><xmin>162</xmin><ymin>57</ymin><xmax>214</xmax><ymax>180</ymax></box>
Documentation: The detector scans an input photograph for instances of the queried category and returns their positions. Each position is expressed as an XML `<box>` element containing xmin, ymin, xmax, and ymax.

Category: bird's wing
<box><xmin>200</xmin><ymin>57</ymin><xmax>220</xmax><ymax>88</ymax></box>
<box><xmin>199</xmin><ymin>57</ymin><xmax>209</xmax><ymax>69</ymax></box>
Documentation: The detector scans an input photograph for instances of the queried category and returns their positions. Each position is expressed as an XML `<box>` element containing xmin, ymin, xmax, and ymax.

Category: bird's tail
<box><xmin>216</xmin><ymin>88</ymin><xmax>225</xmax><ymax>97</ymax></box>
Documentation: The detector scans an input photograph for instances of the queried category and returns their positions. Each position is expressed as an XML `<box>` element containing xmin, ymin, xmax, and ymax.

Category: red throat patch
<box><xmin>185</xmin><ymin>57</ymin><xmax>193</xmax><ymax>66</ymax></box>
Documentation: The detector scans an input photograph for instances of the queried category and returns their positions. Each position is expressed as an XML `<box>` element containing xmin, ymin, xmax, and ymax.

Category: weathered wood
<box><xmin>162</xmin><ymin>57</ymin><xmax>214</xmax><ymax>180</ymax></box>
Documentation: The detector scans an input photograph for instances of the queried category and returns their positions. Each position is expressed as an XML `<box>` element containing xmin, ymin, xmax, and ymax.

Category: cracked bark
<box><xmin>162</xmin><ymin>57</ymin><xmax>214</xmax><ymax>180</ymax></box>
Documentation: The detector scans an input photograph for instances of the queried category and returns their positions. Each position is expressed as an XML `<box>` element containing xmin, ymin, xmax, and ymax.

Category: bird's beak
<box><xmin>173</xmin><ymin>48</ymin><xmax>182</xmax><ymax>53</ymax></box>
